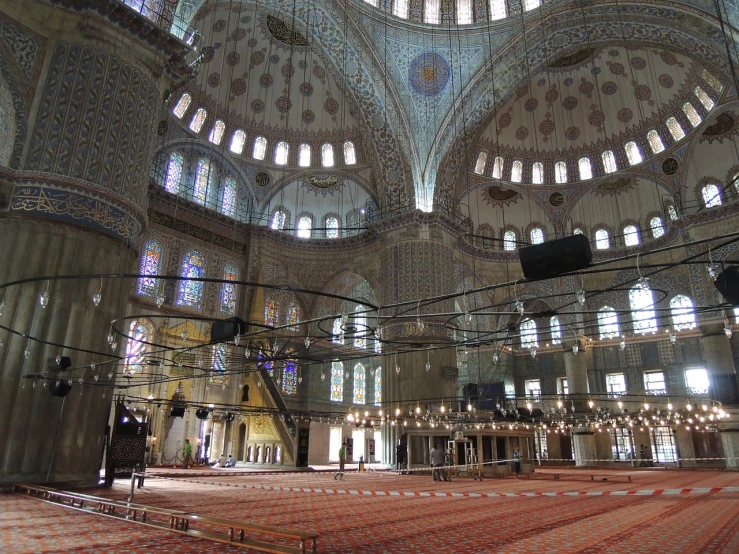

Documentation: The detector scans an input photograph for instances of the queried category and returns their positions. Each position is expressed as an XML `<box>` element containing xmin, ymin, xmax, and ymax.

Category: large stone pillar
<box><xmin>564</xmin><ymin>349</ymin><xmax>589</xmax><ymax>395</ymax></box>
<box><xmin>700</xmin><ymin>324</ymin><xmax>738</xmax><ymax>403</ymax></box>
<box><xmin>720</xmin><ymin>428</ymin><xmax>739</xmax><ymax>469</ymax></box>
<box><xmin>0</xmin><ymin>0</ymin><xmax>189</xmax><ymax>484</ymax></box>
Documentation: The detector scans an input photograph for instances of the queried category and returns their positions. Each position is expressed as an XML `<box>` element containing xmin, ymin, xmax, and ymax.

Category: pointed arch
<box><xmin>176</xmin><ymin>250</ymin><xmax>206</xmax><ymax>309</ymax></box>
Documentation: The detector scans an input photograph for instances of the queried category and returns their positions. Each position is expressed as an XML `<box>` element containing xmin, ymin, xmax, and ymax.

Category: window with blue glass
<box><xmin>176</xmin><ymin>250</ymin><xmax>206</xmax><ymax>309</ymax></box>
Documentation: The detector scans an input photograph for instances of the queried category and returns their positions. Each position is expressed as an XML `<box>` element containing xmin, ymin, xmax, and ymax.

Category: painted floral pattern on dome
<box><xmin>409</xmin><ymin>52</ymin><xmax>450</xmax><ymax>96</ymax></box>
<box><xmin>269</xmin><ymin>54</ymin><xmax>280</xmax><ymax>64</ymax></box>
<box><xmin>608</xmin><ymin>62</ymin><xmax>625</xmax><ymax>76</ymax></box>
<box><xmin>226</xmin><ymin>52</ymin><xmax>240</xmax><ymax>66</ymax></box>
<box><xmin>659</xmin><ymin>74</ymin><xmax>674</xmax><ymax>88</ymax></box>
<box><xmin>302</xmin><ymin>110</ymin><xmax>315</xmax><ymax>124</ymax></box>
<box><xmin>525</xmin><ymin>98</ymin><xmax>538</xmax><ymax>112</ymax></box>
<box><xmin>313</xmin><ymin>65</ymin><xmax>326</xmax><ymax>80</ymax></box>
<box><xmin>247</xmin><ymin>38</ymin><xmax>258</xmax><ymax>47</ymax></box>
<box><xmin>659</xmin><ymin>51</ymin><xmax>678</xmax><ymax>65</ymax></box>
<box><xmin>579</xmin><ymin>78</ymin><xmax>594</xmax><ymax>99</ymax></box>
<box><xmin>589</xmin><ymin>105</ymin><xmax>605</xmax><ymax>130</ymax></box>
<box><xmin>618</xmin><ymin>108</ymin><xmax>633</xmax><ymax>123</ymax></box>
<box><xmin>635</xmin><ymin>84</ymin><xmax>652</xmax><ymax>102</ymax></box>
<box><xmin>240</xmin><ymin>16</ymin><xmax>251</xmax><ymax>24</ymax></box>
<box><xmin>212</xmin><ymin>20</ymin><xmax>227</xmax><ymax>33</ymax></box>
<box><xmin>608</xmin><ymin>49</ymin><xmax>619</xmax><ymax>57</ymax></box>
<box><xmin>601</xmin><ymin>81</ymin><xmax>617</xmax><ymax>95</ymax></box>
<box><xmin>259</xmin><ymin>73</ymin><xmax>273</xmax><ymax>87</ymax></box>
<box><xmin>515</xmin><ymin>126</ymin><xmax>529</xmax><ymax>140</ymax></box>
<box><xmin>564</xmin><ymin>78</ymin><xmax>574</xmax><ymax>86</ymax></box>
<box><xmin>231</xmin><ymin>28</ymin><xmax>247</xmax><ymax>41</ymax></box>
<box><xmin>207</xmin><ymin>72</ymin><xmax>220</xmax><ymax>87</ymax></box>
<box><xmin>545</xmin><ymin>85</ymin><xmax>559</xmax><ymax>106</ymax></box>
<box><xmin>631</xmin><ymin>56</ymin><xmax>646</xmax><ymax>69</ymax></box>
<box><xmin>251</xmin><ymin>99</ymin><xmax>265</xmax><ymax>113</ymax></box>
<box><xmin>231</xmin><ymin>78</ymin><xmax>246</xmax><ymax>96</ymax></box>
<box><xmin>537</xmin><ymin>78</ymin><xmax>546</xmax><ymax>86</ymax></box>
<box><xmin>499</xmin><ymin>111</ymin><xmax>512</xmax><ymax>129</ymax></box>
<box><xmin>300</xmin><ymin>82</ymin><xmax>313</xmax><ymax>96</ymax></box>
<box><xmin>539</xmin><ymin>115</ymin><xmax>555</xmax><ymax>141</ymax></box>
<box><xmin>324</xmin><ymin>97</ymin><xmax>339</xmax><ymax>115</ymax></box>
<box><xmin>250</xmin><ymin>51</ymin><xmax>264</xmax><ymax>66</ymax></box>
<box><xmin>591</xmin><ymin>67</ymin><xmax>601</xmax><ymax>75</ymax></box>
<box><xmin>276</xmin><ymin>96</ymin><xmax>292</xmax><ymax>113</ymax></box>
<box><xmin>562</xmin><ymin>96</ymin><xmax>578</xmax><ymax>110</ymax></box>
<box><xmin>298</xmin><ymin>60</ymin><xmax>308</xmax><ymax>69</ymax></box>
<box><xmin>565</xmin><ymin>126</ymin><xmax>581</xmax><ymax>140</ymax></box>
<box><xmin>516</xmin><ymin>85</ymin><xmax>529</xmax><ymax>99</ymax></box>
<box><xmin>201</xmin><ymin>46</ymin><xmax>215</xmax><ymax>64</ymax></box>
<box><xmin>281</xmin><ymin>62</ymin><xmax>295</xmax><ymax>80</ymax></box>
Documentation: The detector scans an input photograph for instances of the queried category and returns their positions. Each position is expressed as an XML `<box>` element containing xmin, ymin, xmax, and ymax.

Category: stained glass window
<box><xmin>230</xmin><ymin>130</ymin><xmax>246</xmax><ymax>154</ymax></box>
<box><xmin>579</xmin><ymin>157</ymin><xmax>593</xmax><ymax>180</ymax></box>
<box><xmin>523</xmin><ymin>0</ymin><xmax>540</xmax><ymax>10</ymax></box>
<box><xmin>650</xmin><ymin>216</ymin><xmax>665</xmax><ymax>239</ymax></box>
<box><xmin>282</xmin><ymin>360</ymin><xmax>297</xmax><ymax>395</ymax></box>
<box><xmin>474</xmin><ymin>151</ymin><xmax>488</xmax><ymax>174</ymax></box>
<box><xmin>189</xmin><ymin>108</ymin><xmax>207</xmax><ymax>133</ymax></box>
<box><xmin>598</xmin><ymin>307</ymin><xmax>620</xmax><ymax>338</ymax></box>
<box><xmin>530</xmin><ymin>227</ymin><xmax>544</xmax><ymax>244</ymax></box>
<box><xmin>670</xmin><ymin>295</ymin><xmax>696</xmax><ymax>330</ymax></box>
<box><xmin>532</xmin><ymin>162</ymin><xmax>544</xmax><ymax>184</ymax></box>
<box><xmin>630</xmin><ymin>283</ymin><xmax>658</xmax><ymax>334</ymax></box>
<box><xmin>332</xmin><ymin>317</ymin><xmax>344</xmax><ymax>344</ymax></box>
<box><xmin>193</xmin><ymin>158</ymin><xmax>211</xmax><ymax>205</ymax></box>
<box><xmin>344</xmin><ymin>141</ymin><xmax>357</xmax><ymax>165</ymax></box>
<box><xmin>287</xmin><ymin>303</ymin><xmax>300</xmax><ymax>330</ymax></box>
<box><xmin>666</xmin><ymin>117</ymin><xmax>685</xmax><ymax>141</ymax></box>
<box><xmin>554</xmin><ymin>161</ymin><xmax>567</xmax><ymax>183</ymax></box>
<box><xmin>221</xmin><ymin>177</ymin><xmax>236</xmax><ymax>217</ymax></box>
<box><xmin>253</xmin><ymin>136</ymin><xmax>267</xmax><ymax>160</ymax></box>
<box><xmin>647</xmin><ymin>130</ymin><xmax>664</xmax><ymax>154</ymax></box>
<box><xmin>172</xmin><ymin>93</ymin><xmax>191</xmax><ymax>118</ymax></box>
<box><xmin>602</xmin><ymin>150</ymin><xmax>617</xmax><ymax>174</ymax></box>
<box><xmin>702</xmin><ymin>184</ymin><xmax>722</xmax><ymax>207</ymax></box>
<box><xmin>667</xmin><ymin>204</ymin><xmax>678</xmax><ymax>221</ymax></box>
<box><xmin>492</xmin><ymin>156</ymin><xmax>504</xmax><ymax>179</ymax></box>
<box><xmin>353</xmin><ymin>363</ymin><xmax>366</xmax><ymax>404</ymax></box>
<box><xmin>297</xmin><ymin>216</ymin><xmax>312</xmax><ymax>238</ymax></box>
<box><xmin>354</xmin><ymin>305</ymin><xmax>366</xmax><ymax>348</ymax></box>
<box><xmin>275</xmin><ymin>141</ymin><xmax>289</xmax><ymax>165</ymax></box>
<box><xmin>176</xmin><ymin>250</ymin><xmax>206</xmax><ymax>309</ymax></box>
<box><xmin>520</xmin><ymin>319</ymin><xmax>538</xmax><ymax>349</ymax></box>
<box><xmin>700</xmin><ymin>70</ymin><xmax>723</xmax><ymax>94</ymax></box>
<box><xmin>425</xmin><ymin>0</ymin><xmax>440</xmax><ymax>24</ymax></box>
<box><xmin>210</xmin><ymin>344</ymin><xmax>228</xmax><ymax>385</ymax></box>
<box><xmin>270</xmin><ymin>210</ymin><xmax>286</xmax><ymax>230</ymax></box>
<box><xmin>321</xmin><ymin>143</ymin><xmax>334</xmax><ymax>167</ymax></box>
<box><xmin>490</xmin><ymin>0</ymin><xmax>506</xmax><ymax>20</ymax></box>
<box><xmin>208</xmin><ymin>120</ymin><xmax>225</xmax><ymax>145</ymax></box>
<box><xmin>331</xmin><ymin>361</ymin><xmax>344</xmax><ymax>402</ymax></box>
<box><xmin>624</xmin><ymin>224</ymin><xmax>640</xmax><ymax>246</ymax></box>
<box><xmin>137</xmin><ymin>238</ymin><xmax>164</xmax><ymax>296</ymax></box>
<box><xmin>625</xmin><ymin>141</ymin><xmax>642</xmax><ymax>165</ymax></box>
<box><xmin>504</xmin><ymin>230</ymin><xmax>516</xmax><ymax>251</ymax></box>
<box><xmin>298</xmin><ymin>143</ymin><xmax>311</xmax><ymax>167</ymax></box>
<box><xmin>683</xmin><ymin>102</ymin><xmax>702</xmax><ymax>127</ymax></box>
<box><xmin>374</xmin><ymin>367</ymin><xmax>382</xmax><ymax>405</ymax></box>
<box><xmin>511</xmin><ymin>160</ymin><xmax>523</xmax><ymax>182</ymax></box>
<box><xmin>264</xmin><ymin>297</ymin><xmax>279</xmax><ymax>326</ymax></box>
<box><xmin>326</xmin><ymin>216</ymin><xmax>340</xmax><ymax>238</ymax></box>
<box><xmin>394</xmin><ymin>0</ymin><xmax>409</xmax><ymax>19</ymax></box>
<box><xmin>457</xmin><ymin>0</ymin><xmax>472</xmax><ymax>24</ymax></box>
<box><xmin>124</xmin><ymin>319</ymin><xmax>154</xmax><ymax>373</ymax></box>
<box><xmin>694</xmin><ymin>86</ymin><xmax>714</xmax><ymax>111</ymax></box>
<box><xmin>220</xmin><ymin>263</ymin><xmax>238</xmax><ymax>315</ymax></box>
<box><xmin>546</xmin><ymin>316</ymin><xmax>562</xmax><ymax>345</ymax></box>
<box><xmin>595</xmin><ymin>229</ymin><xmax>610</xmax><ymax>249</ymax></box>
<box><xmin>164</xmin><ymin>152</ymin><xmax>183</xmax><ymax>193</ymax></box>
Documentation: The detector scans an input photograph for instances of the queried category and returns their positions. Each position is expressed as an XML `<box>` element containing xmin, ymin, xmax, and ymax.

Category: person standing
<box><xmin>183</xmin><ymin>439</ymin><xmax>192</xmax><ymax>469</ymax></box>
<box><xmin>430</xmin><ymin>443</ymin><xmax>447</xmax><ymax>482</ymax></box>
<box><xmin>639</xmin><ymin>444</ymin><xmax>647</xmax><ymax>467</ymax></box>
<box><xmin>334</xmin><ymin>441</ymin><xmax>347</xmax><ymax>480</ymax></box>
<box><xmin>513</xmin><ymin>446</ymin><xmax>521</xmax><ymax>478</ymax></box>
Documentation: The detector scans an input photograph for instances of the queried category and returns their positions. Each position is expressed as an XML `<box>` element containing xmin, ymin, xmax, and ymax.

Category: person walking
<box><xmin>183</xmin><ymin>439</ymin><xmax>192</xmax><ymax>469</ymax></box>
<box><xmin>639</xmin><ymin>444</ymin><xmax>647</xmax><ymax>467</ymax></box>
<box><xmin>334</xmin><ymin>441</ymin><xmax>347</xmax><ymax>480</ymax></box>
<box><xmin>430</xmin><ymin>443</ymin><xmax>448</xmax><ymax>482</ymax></box>
<box><xmin>513</xmin><ymin>446</ymin><xmax>521</xmax><ymax>478</ymax></box>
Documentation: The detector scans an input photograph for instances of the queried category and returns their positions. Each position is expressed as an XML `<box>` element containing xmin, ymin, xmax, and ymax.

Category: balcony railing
<box><xmin>120</xmin><ymin>0</ymin><xmax>200</xmax><ymax>47</ymax></box>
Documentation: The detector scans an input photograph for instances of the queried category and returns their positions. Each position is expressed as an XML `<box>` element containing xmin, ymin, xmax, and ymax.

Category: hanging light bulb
<box><xmin>530</xmin><ymin>347</ymin><xmax>537</xmax><ymax>359</ymax></box>
<box><xmin>110</xmin><ymin>341</ymin><xmax>117</xmax><ymax>351</ymax></box>
<box><xmin>92</xmin><ymin>291</ymin><xmax>102</xmax><ymax>306</ymax></box>
<box><xmin>576</xmin><ymin>289</ymin><xmax>586</xmax><ymax>305</ymax></box>
<box><xmin>515</xmin><ymin>300</ymin><xmax>524</xmax><ymax>314</ymax></box>
<box><xmin>465</xmin><ymin>311</ymin><xmax>472</xmax><ymax>324</ymax></box>
<box><xmin>55</xmin><ymin>354</ymin><xmax>61</xmax><ymax>364</ymax></box>
<box><xmin>156</xmin><ymin>295</ymin><xmax>165</xmax><ymax>308</ymax></box>
<box><xmin>298</xmin><ymin>376</ymin><xmax>303</xmax><ymax>384</ymax></box>
<box><xmin>638</xmin><ymin>275</ymin><xmax>649</xmax><ymax>287</ymax></box>
<box><xmin>304</xmin><ymin>337</ymin><xmax>310</xmax><ymax>349</ymax></box>
<box><xmin>24</xmin><ymin>347</ymin><xmax>31</xmax><ymax>359</ymax></box>
<box><xmin>0</xmin><ymin>300</ymin><xmax>4</xmax><ymax>316</ymax></box>
<box><xmin>706</xmin><ymin>263</ymin><xmax>719</xmax><ymax>281</ymax></box>
<box><xmin>320</xmin><ymin>372</ymin><xmax>325</xmax><ymax>382</ymax></box>
<box><xmin>39</xmin><ymin>288</ymin><xmax>49</xmax><ymax>308</ymax></box>
<box><xmin>724</xmin><ymin>325</ymin><xmax>733</xmax><ymax>338</ymax></box>
<box><xmin>181</xmin><ymin>328</ymin><xmax>187</xmax><ymax>340</ymax></box>
<box><xmin>234</xmin><ymin>334</ymin><xmax>241</xmax><ymax>346</ymax></box>
<box><xmin>107</xmin><ymin>330</ymin><xmax>114</xmax><ymax>344</ymax></box>
<box><xmin>572</xmin><ymin>343</ymin><xmax>579</xmax><ymax>355</ymax></box>
<box><xmin>492</xmin><ymin>352</ymin><xmax>499</xmax><ymax>364</ymax></box>
<box><xmin>0</xmin><ymin>337</ymin><xmax>3</xmax><ymax>349</ymax></box>
<box><xmin>425</xmin><ymin>361</ymin><xmax>431</xmax><ymax>371</ymax></box>
<box><xmin>619</xmin><ymin>337</ymin><xmax>626</xmax><ymax>350</ymax></box>
<box><xmin>395</xmin><ymin>364</ymin><xmax>400</xmax><ymax>375</ymax></box>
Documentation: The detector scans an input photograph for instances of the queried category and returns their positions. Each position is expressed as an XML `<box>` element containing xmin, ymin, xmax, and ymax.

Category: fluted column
<box><xmin>564</xmin><ymin>349</ymin><xmax>589</xmax><ymax>395</ymax></box>
<box><xmin>700</xmin><ymin>324</ymin><xmax>738</xmax><ymax>403</ymax></box>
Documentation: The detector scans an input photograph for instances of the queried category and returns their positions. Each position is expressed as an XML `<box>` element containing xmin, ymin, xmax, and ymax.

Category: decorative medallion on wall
<box><xmin>700</xmin><ymin>112</ymin><xmax>738</xmax><ymax>144</ymax></box>
<box><xmin>304</xmin><ymin>175</ymin><xmax>342</xmax><ymax>196</ymax></box>
<box><xmin>255</xmin><ymin>172</ymin><xmax>270</xmax><ymax>187</ymax></box>
<box><xmin>157</xmin><ymin>120</ymin><xmax>168</xmax><ymax>136</ymax></box>
<box><xmin>548</xmin><ymin>48</ymin><xmax>596</xmax><ymax>68</ymax></box>
<box><xmin>409</xmin><ymin>53</ymin><xmax>450</xmax><ymax>96</ymax></box>
<box><xmin>596</xmin><ymin>177</ymin><xmax>634</xmax><ymax>195</ymax></box>
<box><xmin>482</xmin><ymin>186</ymin><xmax>520</xmax><ymax>207</ymax></box>
<box><xmin>549</xmin><ymin>192</ymin><xmax>565</xmax><ymax>207</ymax></box>
<box><xmin>266</xmin><ymin>15</ymin><xmax>308</xmax><ymax>46</ymax></box>
<box><xmin>662</xmin><ymin>158</ymin><xmax>679</xmax><ymax>175</ymax></box>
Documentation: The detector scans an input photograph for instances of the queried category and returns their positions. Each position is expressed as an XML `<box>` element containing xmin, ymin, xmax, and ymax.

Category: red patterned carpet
<box><xmin>3</xmin><ymin>468</ymin><xmax>739</xmax><ymax>553</ymax></box>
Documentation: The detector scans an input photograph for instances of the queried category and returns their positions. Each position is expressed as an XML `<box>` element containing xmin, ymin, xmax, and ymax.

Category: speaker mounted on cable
<box><xmin>518</xmin><ymin>234</ymin><xmax>593</xmax><ymax>279</ymax></box>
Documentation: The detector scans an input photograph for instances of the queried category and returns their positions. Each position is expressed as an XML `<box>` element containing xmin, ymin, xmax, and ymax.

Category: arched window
<box><xmin>667</xmin><ymin>204</ymin><xmax>679</xmax><ymax>221</ymax></box>
<box><xmin>374</xmin><ymin>367</ymin><xmax>382</xmax><ymax>405</ymax></box>
<box><xmin>210</xmin><ymin>344</ymin><xmax>228</xmax><ymax>385</ymax></box>
<box><xmin>172</xmin><ymin>93</ymin><xmax>191</xmax><ymax>118</ymax></box>
<box><xmin>193</xmin><ymin>158</ymin><xmax>211</xmax><ymax>205</ymax></box>
<box><xmin>189</xmin><ymin>108</ymin><xmax>207</xmax><ymax>133</ymax></box>
<box><xmin>275</xmin><ymin>141</ymin><xmax>289</xmax><ymax>165</ymax></box>
<box><xmin>490</xmin><ymin>0</ymin><xmax>507</xmax><ymax>20</ymax></box>
<box><xmin>354</xmin><ymin>305</ymin><xmax>366</xmax><ymax>348</ymax></box>
<box><xmin>176</xmin><ymin>250</ymin><xmax>206</xmax><ymax>309</ymax></box>
<box><xmin>647</xmin><ymin>130</ymin><xmax>664</xmax><ymax>154</ymax></box>
<box><xmin>298</xmin><ymin>143</ymin><xmax>311</xmax><ymax>167</ymax></box>
<box><xmin>702</xmin><ymin>184</ymin><xmax>722</xmax><ymax>207</ymax></box>
<box><xmin>124</xmin><ymin>319</ymin><xmax>154</xmax><ymax>373</ymax></box>
<box><xmin>602</xmin><ymin>150</ymin><xmax>617</xmax><ymax>174</ymax></box>
<box><xmin>650</xmin><ymin>216</ymin><xmax>665</xmax><ymax>239</ymax></box>
<box><xmin>137</xmin><ymin>238</ymin><xmax>164</xmax><ymax>296</ymax></box>
<box><xmin>364</xmin><ymin>0</ymin><xmax>378</xmax><ymax>5</ymax></box>
<box><xmin>343</xmin><ymin>141</ymin><xmax>357</xmax><ymax>165</ymax></box>
<box><xmin>683</xmin><ymin>102</ymin><xmax>702</xmax><ymax>127</ymax></box>
<box><xmin>457</xmin><ymin>0</ymin><xmax>472</xmax><ymax>24</ymax></box>
<box><xmin>164</xmin><ymin>152</ymin><xmax>183</xmax><ymax>193</ymax></box>
<box><xmin>221</xmin><ymin>177</ymin><xmax>237</xmax><ymax>217</ymax></box>
<box><xmin>230</xmin><ymin>130</ymin><xmax>246</xmax><ymax>154</ymax></box>
<box><xmin>492</xmin><ymin>156</ymin><xmax>504</xmax><ymax>179</ymax></box>
<box><xmin>554</xmin><ymin>161</ymin><xmax>567</xmax><ymax>183</ymax></box>
<box><xmin>694</xmin><ymin>86</ymin><xmax>714</xmax><ymax>111</ymax></box>
<box><xmin>666</xmin><ymin>117</ymin><xmax>685</xmax><ymax>141</ymax></box>
<box><xmin>520</xmin><ymin>319</ymin><xmax>538</xmax><ymax>349</ymax></box>
<box><xmin>623</xmin><ymin>224</ymin><xmax>640</xmax><ymax>246</ymax></box>
<box><xmin>550</xmin><ymin>316</ymin><xmax>562</xmax><ymax>345</ymax></box>
<box><xmin>287</xmin><ymin>303</ymin><xmax>300</xmax><ymax>330</ymax></box>
<box><xmin>425</xmin><ymin>0</ymin><xmax>440</xmax><ymax>24</ymax></box>
<box><xmin>208</xmin><ymin>120</ymin><xmax>225</xmax><ymax>145</ymax></box>
<box><xmin>220</xmin><ymin>263</ymin><xmax>239</xmax><ymax>315</ymax></box>
<box><xmin>353</xmin><ymin>363</ymin><xmax>366</xmax><ymax>404</ymax></box>
<box><xmin>296</xmin><ymin>216</ymin><xmax>312</xmax><ymax>238</ymax></box>
<box><xmin>670</xmin><ymin>295</ymin><xmax>696</xmax><ymax>330</ymax></box>
<box><xmin>598</xmin><ymin>306</ymin><xmax>621</xmax><ymax>339</ymax></box>
<box><xmin>332</xmin><ymin>317</ymin><xmax>344</xmax><ymax>344</ymax></box>
<box><xmin>331</xmin><ymin>361</ymin><xmax>344</xmax><ymax>402</ymax></box>
<box><xmin>270</xmin><ymin>210</ymin><xmax>286</xmax><ymax>230</ymax></box>
<box><xmin>264</xmin><ymin>297</ymin><xmax>279</xmax><ymax>326</ymax></box>
<box><xmin>523</xmin><ymin>0</ymin><xmax>540</xmax><ymax>10</ymax></box>
<box><xmin>253</xmin><ymin>136</ymin><xmax>267</xmax><ymax>160</ymax></box>
<box><xmin>595</xmin><ymin>229</ymin><xmax>610</xmax><ymax>249</ymax></box>
<box><xmin>530</xmin><ymin>227</ymin><xmax>544</xmax><ymax>244</ymax></box>
<box><xmin>321</xmin><ymin>143</ymin><xmax>334</xmax><ymax>167</ymax></box>
<box><xmin>394</xmin><ymin>0</ymin><xmax>409</xmax><ymax>19</ymax></box>
<box><xmin>503</xmin><ymin>230</ymin><xmax>517</xmax><ymax>251</ymax></box>
<box><xmin>625</xmin><ymin>141</ymin><xmax>642</xmax><ymax>165</ymax></box>
<box><xmin>474</xmin><ymin>151</ymin><xmax>488</xmax><ymax>174</ymax></box>
<box><xmin>630</xmin><ymin>283</ymin><xmax>658</xmax><ymax>334</ymax></box>
<box><xmin>578</xmin><ymin>157</ymin><xmax>593</xmax><ymax>180</ymax></box>
<box><xmin>479</xmin><ymin>227</ymin><xmax>493</xmax><ymax>249</ymax></box>
<box><xmin>511</xmin><ymin>160</ymin><xmax>523</xmax><ymax>182</ymax></box>
<box><xmin>532</xmin><ymin>162</ymin><xmax>544</xmax><ymax>184</ymax></box>
<box><xmin>282</xmin><ymin>360</ymin><xmax>297</xmax><ymax>395</ymax></box>
<box><xmin>326</xmin><ymin>216</ymin><xmax>340</xmax><ymax>239</ymax></box>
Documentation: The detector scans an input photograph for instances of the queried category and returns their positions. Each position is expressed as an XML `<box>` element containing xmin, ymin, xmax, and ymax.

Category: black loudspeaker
<box><xmin>170</xmin><ymin>406</ymin><xmax>185</xmax><ymax>418</ymax></box>
<box><xmin>196</xmin><ymin>408</ymin><xmax>210</xmax><ymax>420</ymax></box>
<box><xmin>714</xmin><ymin>266</ymin><xmax>739</xmax><ymax>306</ymax></box>
<box><xmin>47</xmin><ymin>356</ymin><xmax>72</xmax><ymax>372</ymax></box>
<box><xmin>210</xmin><ymin>316</ymin><xmax>248</xmax><ymax>343</ymax></box>
<box><xmin>519</xmin><ymin>234</ymin><xmax>593</xmax><ymax>279</ymax></box>
<box><xmin>49</xmin><ymin>380</ymin><xmax>72</xmax><ymax>397</ymax></box>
